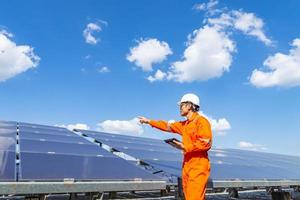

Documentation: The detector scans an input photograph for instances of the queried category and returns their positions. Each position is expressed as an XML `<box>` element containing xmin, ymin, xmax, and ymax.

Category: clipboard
<box><xmin>164</xmin><ymin>138</ymin><xmax>183</xmax><ymax>150</ymax></box>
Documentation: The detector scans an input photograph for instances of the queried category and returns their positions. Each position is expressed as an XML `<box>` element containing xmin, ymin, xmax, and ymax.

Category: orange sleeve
<box><xmin>185</xmin><ymin>117</ymin><xmax>212</xmax><ymax>153</ymax></box>
<box><xmin>149</xmin><ymin>120</ymin><xmax>184</xmax><ymax>135</ymax></box>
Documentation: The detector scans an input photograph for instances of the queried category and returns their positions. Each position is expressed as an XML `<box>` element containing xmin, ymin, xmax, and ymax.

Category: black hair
<box><xmin>191</xmin><ymin>103</ymin><xmax>200</xmax><ymax>112</ymax></box>
<box><xmin>184</xmin><ymin>101</ymin><xmax>200</xmax><ymax>112</ymax></box>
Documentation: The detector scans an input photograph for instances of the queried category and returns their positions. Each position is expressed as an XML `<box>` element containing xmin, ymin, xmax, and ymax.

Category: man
<box><xmin>139</xmin><ymin>93</ymin><xmax>212</xmax><ymax>200</ymax></box>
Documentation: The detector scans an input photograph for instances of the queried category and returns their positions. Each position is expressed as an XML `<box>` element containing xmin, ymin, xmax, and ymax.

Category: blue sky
<box><xmin>0</xmin><ymin>0</ymin><xmax>300</xmax><ymax>156</ymax></box>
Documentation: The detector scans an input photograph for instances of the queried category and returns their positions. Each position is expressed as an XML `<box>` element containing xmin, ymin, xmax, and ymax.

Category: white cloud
<box><xmin>207</xmin><ymin>10</ymin><xmax>272</xmax><ymax>46</ymax></box>
<box><xmin>200</xmin><ymin>112</ymin><xmax>231</xmax><ymax>136</ymax></box>
<box><xmin>83</xmin><ymin>23</ymin><xmax>102</xmax><ymax>45</ymax></box>
<box><xmin>238</xmin><ymin>141</ymin><xmax>267</xmax><ymax>151</ymax></box>
<box><xmin>207</xmin><ymin>13</ymin><xmax>234</xmax><ymax>28</ymax></box>
<box><xmin>164</xmin><ymin>8</ymin><xmax>271</xmax><ymax>83</ymax></box>
<box><xmin>167</xmin><ymin>25</ymin><xmax>235</xmax><ymax>82</ymax></box>
<box><xmin>129</xmin><ymin>3</ymin><xmax>271</xmax><ymax>83</ymax></box>
<box><xmin>0</xmin><ymin>30</ymin><xmax>40</xmax><ymax>82</ymax></box>
<box><xmin>250</xmin><ymin>38</ymin><xmax>300</xmax><ymax>87</ymax></box>
<box><xmin>97</xmin><ymin>118</ymin><xmax>144</xmax><ymax>136</ymax></box>
<box><xmin>193</xmin><ymin>3</ymin><xmax>206</xmax><ymax>11</ymax></box>
<box><xmin>0</xmin><ymin>30</ymin><xmax>13</xmax><ymax>38</ymax></box>
<box><xmin>193</xmin><ymin>0</ymin><xmax>220</xmax><ymax>16</ymax></box>
<box><xmin>210</xmin><ymin>118</ymin><xmax>231</xmax><ymax>134</ymax></box>
<box><xmin>98</xmin><ymin>66</ymin><xmax>110</xmax><ymax>73</ymax></box>
<box><xmin>232</xmin><ymin>11</ymin><xmax>272</xmax><ymax>46</ymax></box>
<box><xmin>56</xmin><ymin>123</ymin><xmax>90</xmax><ymax>131</ymax></box>
<box><xmin>127</xmin><ymin>38</ymin><xmax>173</xmax><ymax>71</ymax></box>
<box><xmin>147</xmin><ymin>69</ymin><xmax>167</xmax><ymax>82</ymax></box>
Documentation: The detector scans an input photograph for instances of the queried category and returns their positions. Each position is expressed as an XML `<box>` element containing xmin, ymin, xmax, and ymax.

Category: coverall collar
<box><xmin>187</xmin><ymin>112</ymin><xmax>199</xmax><ymax>122</ymax></box>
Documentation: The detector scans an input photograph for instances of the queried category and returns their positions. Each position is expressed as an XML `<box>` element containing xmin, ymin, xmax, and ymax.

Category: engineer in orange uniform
<box><xmin>139</xmin><ymin>93</ymin><xmax>212</xmax><ymax>200</ymax></box>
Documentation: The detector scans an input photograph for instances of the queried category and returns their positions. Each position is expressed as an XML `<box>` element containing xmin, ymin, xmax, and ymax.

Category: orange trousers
<box><xmin>182</xmin><ymin>152</ymin><xmax>210</xmax><ymax>200</ymax></box>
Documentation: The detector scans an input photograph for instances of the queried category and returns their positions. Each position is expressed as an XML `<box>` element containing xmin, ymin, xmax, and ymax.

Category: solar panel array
<box><xmin>79</xmin><ymin>130</ymin><xmax>300</xmax><ymax>180</ymax></box>
<box><xmin>2</xmin><ymin>120</ymin><xmax>300</xmax><ymax>185</ymax></box>
<box><xmin>0</xmin><ymin>121</ymin><xmax>163</xmax><ymax>182</ymax></box>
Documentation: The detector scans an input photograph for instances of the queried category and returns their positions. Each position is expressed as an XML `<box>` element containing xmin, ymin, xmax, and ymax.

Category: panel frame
<box><xmin>0</xmin><ymin>181</ymin><xmax>167</xmax><ymax>195</ymax></box>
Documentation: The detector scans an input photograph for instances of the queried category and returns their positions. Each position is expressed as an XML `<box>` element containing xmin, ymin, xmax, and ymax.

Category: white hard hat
<box><xmin>178</xmin><ymin>93</ymin><xmax>200</xmax><ymax>107</ymax></box>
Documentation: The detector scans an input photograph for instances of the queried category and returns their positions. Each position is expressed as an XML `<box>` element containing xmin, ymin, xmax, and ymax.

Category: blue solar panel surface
<box><xmin>0</xmin><ymin>150</ymin><xmax>16</xmax><ymax>181</ymax></box>
<box><xmin>19</xmin><ymin>131</ymin><xmax>91</xmax><ymax>144</ymax></box>
<box><xmin>79</xmin><ymin>130</ymin><xmax>182</xmax><ymax>161</ymax></box>
<box><xmin>78</xmin><ymin>129</ymin><xmax>300</xmax><ymax>180</ymax></box>
<box><xmin>19</xmin><ymin>122</ymin><xmax>66</xmax><ymax>131</ymax></box>
<box><xmin>19</xmin><ymin>139</ymin><xmax>113</xmax><ymax>157</ymax></box>
<box><xmin>145</xmin><ymin>160</ymin><xmax>182</xmax><ymax>176</ymax></box>
<box><xmin>19</xmin><ymin>126</ymin><xmax>72</xmax><ymax>136</ymax></box>
<box><xmin>82</xmin><ymin>130</ymin><xmax>168</xmax><ymax>147</ymax></box>
<box><xmin>19</xmin><ymin>152</ymin><xmax>161</xmax><ymax>181</ymax></box>
<box><xmin>0</xmin><ymin>121</ymin><xmax>16</xmax><ymax>181</ymax></box>
<box><xmin>209</xmin><ymin>149</ymin><xmax>300</xmax><ymax>179</ymax></box>
<box><xmin>16</xmin><ymin>122</ymin><xmax>163</xmax><ymax>181</ymax></box>
<box><xmin>93</xmin><ymin>136</ymin><xmax>178</xmax><ymax>153</ymax></box>
<box><xmin>119</xmin><ymin>148</ymin><xmax>182</xmax><ymax>161</ymax></box>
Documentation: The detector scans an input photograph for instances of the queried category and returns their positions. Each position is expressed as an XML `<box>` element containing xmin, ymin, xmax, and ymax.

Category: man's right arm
<box><xmin>149</xmin><ymin>120</ymin><xmax>184</xmax><ymax>135</ymax></box>
<box><xmin>138</xmin><ymin>116</ymin><xmax>184</xmax><ymax>135</ymax></box>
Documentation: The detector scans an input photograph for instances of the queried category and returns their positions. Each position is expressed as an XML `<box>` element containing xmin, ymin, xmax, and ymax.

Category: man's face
<box><xmin>179</xmin><ymin>102</ymin><xmax>191</xmax><ymax>116</ymax></box>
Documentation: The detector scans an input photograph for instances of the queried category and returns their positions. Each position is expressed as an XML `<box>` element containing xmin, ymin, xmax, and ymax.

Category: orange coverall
<box><xmin>149</xmin><ymin>112</ymin><xmax>212</xmax><ymax>200</ymax></box>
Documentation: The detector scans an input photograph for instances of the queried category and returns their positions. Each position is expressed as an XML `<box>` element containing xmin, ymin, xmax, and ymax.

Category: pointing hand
<box><xmin>138</xmin><ymin>116</ymin><xmax>150</xmax><ymax>124</ymax></box>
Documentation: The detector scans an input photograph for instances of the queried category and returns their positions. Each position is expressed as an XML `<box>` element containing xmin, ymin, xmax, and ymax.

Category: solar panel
<box><xmin>78</xmin><ymin>130</ymin><xmax>182</xmax><ymax>160</ymax></box>
<box><xmin>78</xmin><ymin>130</ymin><xmax>300</xmax><ymax>181</ymax></box>
<box><xmin>144</xmin><ymin>149</ymin><xmax>300</xmax><ymax>180</ymax></box>
<box><xmin>145</xmin><ymin>160</ymin><xmax>182</xmax><ymax>177</ymax></box>
<box><xmin>217</xmin><ymin>149</ymin><xmax>300</xmax><ymax>169</ymax></box>
<box><xmin>19</xmin><ymin>139</ymin><xmax>113</xmax><ymax>157</ymax></box>
<box><xmin>146</xmin><ymin>156</ymin><xmax>300</xmax><ymax>180</ymax></box>
<box><xmin>19</xmin><ymin>152</ymin><xmax>162</xmax><ymax>181</ymax></box>
<box><xmin>0</xmin><ymin>150</ymin><xmax>16</xmax><ymax>181</ymax></box>
<box><xmin>118</xmin><ymin>148</ymin><xmax>182</xmax><ymax>162</ymax></box>
<box><xmin>209</xmin><ymin>149</ymin><xmax>300</xmax><ymax>180</ymax></box>
<box><xmin>211</xmin><ymin>163</ymin><xmax>300</xmax><ymax>180</ymax></box>
<box><xmin>91</xmin><ymin>136</ymin><xmax>178</xmax><ymax>153</ymax></box>
<box><xmin>81</xmin><ymin>130</ymin><xmax>167</xmax><ymax>147</ymax></box>
<box><xmin>18</xmin><ymin>126</ymin><xmax>72</xmax><ymax>136</ymax></box>
<box><xmin>19</xmin><ymin>131</ymin><xmax>91</xmax><ymax>144</ymax></box>
<box><xmin>18</xmin><ymin>122</ymin><xmax>66</xmax><ymax>131</ymax></box>
<box><xmin>17</xmin><ymin>122</ymin><xmax>164</xmax><ymax>182</ymax></box>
